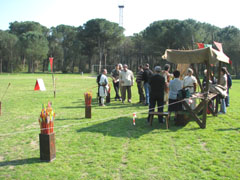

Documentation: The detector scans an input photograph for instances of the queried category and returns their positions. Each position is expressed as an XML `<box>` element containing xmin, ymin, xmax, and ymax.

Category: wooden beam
<box><xmin>193</xmin><ymin>100</ymin><xmax>205</xmax><ymax>114</ymax></box>
<box><xmin>191</xmin><ymin>64</ymin><xmax>204</xmax><ymax>92</ymax></box>
<box><xmin>208</xmin><ymin>102</ymin><xmax>217</xmax><ymax>116</ymax></box>
<box><xmin>215</xmin><ymin>61</ymin><xmax>222</xmax><ymax>114</ymax></box>
<box><xmin>202</xmin><ymin>61</ymin><xmax>211</xmax><ymax>128</ymax></box>
<box><xmin>182</xmin><ymin>101</ymin><xmax>204</xmax><ymax>128</ymax></box>
<box><xmin>217</xmin><ymin>62</ymin><xmax>222</xmax><ymax>84</ymax></box>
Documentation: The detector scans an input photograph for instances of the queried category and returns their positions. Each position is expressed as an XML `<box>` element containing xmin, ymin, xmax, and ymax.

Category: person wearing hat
<box><xmin>148</xmin><ymin>66</ymin><xmax>166</xmax><ymax>123</ymax></box>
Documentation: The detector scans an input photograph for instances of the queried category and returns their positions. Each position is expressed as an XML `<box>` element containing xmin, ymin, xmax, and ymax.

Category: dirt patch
<box><xmin>9</xmin><ymin>166</ymin><xmax>14</xmax><ymax>170</ymax></box>
<box><xmin>201</xmin><ymin>142</ymin><xmax>208</xmax><ymax>151</ymax></box>
<box><xmin>0</xmin><ymin>156</ymin><xmax>4</xmax><ymax>161</ymax></box>
<box><xmin>26</xmin><ymin>122</ymin><xmax>38</xmax><ymax>129</ymax></box>
<box><xmin>30</xmin><ymin>140</ymin><xmax>38</xmax><ymax>149</ymax></box>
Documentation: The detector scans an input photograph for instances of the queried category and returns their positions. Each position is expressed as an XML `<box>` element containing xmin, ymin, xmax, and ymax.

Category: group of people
<box><xmin>97</xmin><ymin>63</ymin><xmax>232</xmax><ymax>124</ymax></box>
<box><xmin>97</xmin><ymin>64</ymin><xmax>134</xmax><ymax>106</ymax></box>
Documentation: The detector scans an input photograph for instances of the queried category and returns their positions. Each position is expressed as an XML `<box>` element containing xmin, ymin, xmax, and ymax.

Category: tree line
<box><xmin>0</xmin><ymin>19</ymin><xmax>240</xmax><ymax>76</ymax></box>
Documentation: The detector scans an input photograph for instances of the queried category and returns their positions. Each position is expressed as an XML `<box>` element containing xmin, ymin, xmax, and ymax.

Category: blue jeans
<box><xmin>220</xmin><ymin>98</ymin><xmax>226</xmax><ymax>114</ymax></box>
<box><xmin>144</xmin><ymin>83</ymin><xmax>150</xmax><ymax>104</ymax></box>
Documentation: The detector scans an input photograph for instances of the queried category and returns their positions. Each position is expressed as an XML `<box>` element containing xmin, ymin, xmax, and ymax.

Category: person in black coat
<box><xmin>142</xmin><ymin>63</ymin><xmax>153</xmax><ymax>106</ymax></box>
<box><xmin>148</xmin><ymin>66</ymin><xmax>166</xmax><ymax>123</ymax></box>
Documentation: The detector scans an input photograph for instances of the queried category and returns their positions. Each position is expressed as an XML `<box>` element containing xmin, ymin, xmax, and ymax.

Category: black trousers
<box><xmin>137</xmin><ymin>82</ymin><xmax>145</xmax><ymax>102</ymax></box>
<box><xmin>122</xmin><ymin>86</ymin><xmax>132</xmax><ymax>101</ymax></box>
<box><xmin>113</xmin><ymin>81</ymin><xmax>120</xmax><ymax>99</ymax></box>
<box><xmin>149</xmin><ymin>96</ymin><xmax>164</xmax><ymax>121</ymax></box>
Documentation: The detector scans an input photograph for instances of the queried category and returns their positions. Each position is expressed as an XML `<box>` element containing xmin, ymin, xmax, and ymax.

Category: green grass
<box><xmin>0</xmin><ymin>73</ymin><xmax>239</xmax><ymax>180</ymax></box>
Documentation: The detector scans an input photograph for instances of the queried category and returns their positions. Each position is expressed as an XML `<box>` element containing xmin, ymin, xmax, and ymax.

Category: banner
<box><xmin>197</xmin><ymin>43</ymin><xmax>204</xmax><ymax>49</ymax></box>
<box><xmin>204</xmin><ymin>44</ymin><xmax>212</xmax><ymax>48</ymax></box>
<box><xmin>48</xmin><ymin>57</ymin><xmax>53</xmax><ymax>72</ymax></box>
<box><xmin>213</xmin><ymin>41</ymin><xmax>223</xmax><ymax>52</ymax></box>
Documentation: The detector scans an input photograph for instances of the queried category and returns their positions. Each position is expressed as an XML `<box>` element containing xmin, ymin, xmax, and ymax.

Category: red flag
<box><xmin>213</xmin><ymin>41</ymin><xmax>223</xmax><ymax>52</ymax></box>
<box><xmin>48</xmin><ymin>57</ymin><xmax>53</xmax><ymax>72</ymax></box>
<box><xmin>197</xmin><ymin>43</ymin><xmax>205</xmax><ymax>49</ymax></box>
<box><xmin>34</xmin><ymin>81</ymin><xmax>40</xmax><ymax>91</ymax></box>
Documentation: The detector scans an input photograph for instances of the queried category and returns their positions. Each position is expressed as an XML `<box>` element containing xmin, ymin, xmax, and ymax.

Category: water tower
<box><xmin>118</xmin><ymin>1</ymin><xmax>124</xmax><ymax>27</ymax></box>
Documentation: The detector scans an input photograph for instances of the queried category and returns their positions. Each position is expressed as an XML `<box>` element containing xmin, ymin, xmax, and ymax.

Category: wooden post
<box><xmin>85</xmin><ymin>105</ymin><xmax>91</xmax><ymax>118</ymax></box>
<box><xmin>182</xmin><ymin>101</ymin><xmax>204</xmax><ymax>128</ymax></box>
<box><xmin>52</xmin><ymin>74</ymin><xmax>56</xmax><ymax>98</ymax></box>
<box><xmin>191</xmin><ymin>64</ymin><xmax>204</xmax><ymax>92</ymax></box>
<box><xmin>217</xmin><ymin>62</ymin><xmax>222</xmax><ymax>84</ymax></box>
<box><xmin>39</xmin><ymin>133</ymin><xmax>56</xmax><ymax>161</ymax></box>
<box><xmin>215</xmin><ymin>62</ymin><xmax>222</xmax><ymax>114</ymax></box>
<box><xmin>202</xmin><ymin>61</ymin><xmax>210</xmax><ymax>128</ymax></box>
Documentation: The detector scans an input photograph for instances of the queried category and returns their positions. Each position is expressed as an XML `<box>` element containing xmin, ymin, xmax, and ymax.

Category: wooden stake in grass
<box><xmin>49</xmin><ymin>57</ymin><xmax>56</xmax><ymax>98</ymax></box>
<box><xmin>52</xmin><ymin>74</ymin><xmax>56</xmax><ymax>98</ymax></box>
<box><xmin>0</xmin><ymin>83</ymin><xmax>11</xmax><ymax>116</ymax></box>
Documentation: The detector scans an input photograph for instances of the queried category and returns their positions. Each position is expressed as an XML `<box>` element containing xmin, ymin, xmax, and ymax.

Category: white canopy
<box><xmin>162</xmin><ymin>47</ymin><xmax>229</xmax><ymax>65</ymax></box>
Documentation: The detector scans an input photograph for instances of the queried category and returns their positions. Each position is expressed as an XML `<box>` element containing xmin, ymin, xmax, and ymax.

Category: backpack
<box><xmin>177</xmin><ymin>89</ymin><xmax>190</xmax><ymax>100</ymax></box>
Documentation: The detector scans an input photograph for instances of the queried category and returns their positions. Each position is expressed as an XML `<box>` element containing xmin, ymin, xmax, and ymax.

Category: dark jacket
<box><xmin>149</xmin><ymin>74</ymin><xmax>165</xmax><ymax>98</ymax></box>
<box><xmin>142</xmin><ymin>69</ymin><xmax>153</xmax><ymax>83</ymax></box>
<box><xmin>227</xmin><ymin>74</ymin><xmax>232</xmax><ymax>88</ymax></box>
<box><xmin>136</xmin><ymin>70</ymin><xmax>144</xmax><ymax>83</ymax></box>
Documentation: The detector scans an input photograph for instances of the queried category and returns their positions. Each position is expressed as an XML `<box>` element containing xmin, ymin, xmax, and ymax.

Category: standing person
<box><xmin>119</xmin><ymin>64</ymin><xmax>134</xmax><ymax>103</ymax></box>
<box><xmin>223</xmin><ymin>67</ymin><xmax>232</xmax><ymax>107</ymax></box>
<box><xmin>219</xmin><ymin>67</ymin><xmax>228</xmax><ymax>114</ymax></box>
<box><xmin>161</xmin><ymin>64</ymin><xmax>172</xmax><ymax>104</ymax></box>
<box><xmin>183</xmin><ymin>68</ymin><xmax>197</xmax><ymax>109</ymax></box>
<box><xmin>148</xmin><ymin>66</ymin><xmax>166</xmax><ymax>123</ymax></box>
<box><xmin>168</xmin><ymin>70</ymin><xmax>183</xmax><ymax>121</ymax></box>
<box><xmin>142</xmin><ymin>63</ymin><xmax>153</xmax><ymax>106</ymax></box>
<box><xmin>99</xmin><ymin>69</ymin><xmax>109</xmax><ymax>106</ymax></box>
<box><xmin>136</xmin><ymin>65</ymin><xmax>145</xmax><ymax>103</ymax></box>
<box><xmin>202</xmin><ymin>69</ymin><xmax>217</xmax><ymax>90</ymax></box>
<box><xmin>111</xmin><ymin>64</ymin><xmax>121</xmax><ymax>101</ymax></box>
<box><xmin>118</xmin><ymin>63</ymin><xmax>123</xmax><ymax>100</ymax></box>
<box><xmin>96</xmin><ymin>73</ymin><xmax>102</xmax><ymax>105</ymax></box>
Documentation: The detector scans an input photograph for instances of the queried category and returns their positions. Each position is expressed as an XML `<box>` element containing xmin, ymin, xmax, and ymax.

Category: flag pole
<box><xmin>49</xmin><ymin>57</ymin><xmax>56</xmax><ymax>98</ymax></box>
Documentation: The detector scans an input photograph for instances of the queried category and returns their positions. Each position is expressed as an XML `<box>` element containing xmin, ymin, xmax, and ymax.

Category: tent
<box><xmin>162</xmin><ymin>47</ymin><xmax>229</xmax><ymax>129</ymax></box>
<box><xmin>162</xmin><ymin>47</ymin><xmax>229</xmax><ymax>65</ymax></box>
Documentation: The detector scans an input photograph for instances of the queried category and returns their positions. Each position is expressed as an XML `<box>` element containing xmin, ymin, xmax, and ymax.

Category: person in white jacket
<box><xmin>119</xmin><ymin>64</ymin><xmax>134</xmax><ymax>103</ymax></box>
<box><xmin>99</xmin><ymin>69</ymin><xmax>109</xmax><ymax>106</ymax></box>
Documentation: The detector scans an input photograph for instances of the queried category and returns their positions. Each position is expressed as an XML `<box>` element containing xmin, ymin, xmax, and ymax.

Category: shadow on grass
<box><xmin>0</xmin><ymin>157</ymin><xmax>44</xmax><ymax>167</ymax></box>
<box><xmin>77</xmin><ymin>116</ymin><xmax>184</xmax><ymax>138</ymax></box>
<box><xmin>61</xmin><ymin>100</ymin><xmax>145</xmax><ymax>110</ymax></box>
<box><xmin>55</xmin><ymin>117</ymin><xmax>85</xmax><ymax>121</ymax></box>
<box><xmin>216</xmin><ymin>127</ymin><xmax>240</xmax><ymax>131</ymax></box>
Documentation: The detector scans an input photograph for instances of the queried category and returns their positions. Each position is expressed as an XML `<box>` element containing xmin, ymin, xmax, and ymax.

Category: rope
<box><xmin>0</xmin><ymin>83</ymin><xmax>11</xmax><ymax>101</ymax></box>
<box><xmin>0</xmin><ymin>97</ymin><xmax>192</xmax><ymax>137</ymax></box>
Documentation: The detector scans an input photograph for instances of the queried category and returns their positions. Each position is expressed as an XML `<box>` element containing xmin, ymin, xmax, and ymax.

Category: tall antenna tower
<box><xmin>118</xmin><ymin>3</ymin><xmax>124</xmax><ymax>27</ymax></box>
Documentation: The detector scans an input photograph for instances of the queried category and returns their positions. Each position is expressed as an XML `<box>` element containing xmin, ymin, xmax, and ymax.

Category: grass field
<box><xmin>0</xmin><ymin>73</ymin><xmax>239</xmax><ymax>180</ymax></box>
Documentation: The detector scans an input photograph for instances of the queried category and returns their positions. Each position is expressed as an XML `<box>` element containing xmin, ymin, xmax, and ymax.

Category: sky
<box><xmin>0</xmin><ymin>0</ymin><xmax>239</xmax><ymax>36</ymax></box>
